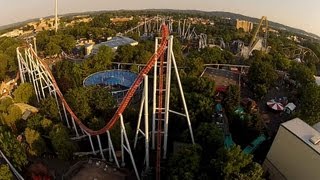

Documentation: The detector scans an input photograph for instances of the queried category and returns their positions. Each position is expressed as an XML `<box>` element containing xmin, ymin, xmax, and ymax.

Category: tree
<box><xmin>224</xmin><ymin>85</ymin><xmax>240</xmax><ymax>112</ymax></box>
<box><xmin>0</xmin><ymin>164</ymin><xmax>13</xmax><ymax>180</ymax></box>
<box><xmin>0</xmin><ymin>97</ymin><xmax>13</xmax><ymax>113</ymax></box>
<box><xmin>53</xmin><ymin>60</ymin><xmax>81</xmax><ymax>93</ymax></box>
<box><xmin>0</xmin><ymin>37</ymin><xmax>21</xmax><ymax>81</ymax></box>
<box><xmin>289</xmin><ymin>63</ymin><xmax>315</xmax><ymax>87</ymax></box>
<box><xmin>3</xmin><ymin>105</ymin><xmax>22</xmax><ymax>132</ymax></box>
<box><xmin>81</xmin><ymin>46</ymin><xmax>114</xmax><ymax>77</ymax></box>
<box><xmin>25</xmin><ymin>128</ymin><xmax>46</xmax><ymax>156</ymax></box>
<box><xmin>60</xmin><ymin>35</ymin><xmax>76</xmax><ymax>53</ymax></box>
<box><xmin>195</xmin><ymin>122</ymin><xmax>223</xmax><ymax>153</ymax></box>
<box><xmin>116</xmin><ymin>45</ymin><xmax>136</xmax><ymax>63</ymax></box>
<box><xmin>299</xmin><ymin>83</ymin><xmax>320</xmax><ymax>125</ymax></box>
<box><xmin>247</xmin><ymin>60</ymin><xmax>278</xmax><ymax>98</ymax></box>
<box><xmin>185</xmin><ymin>57</ymin><xmax>204</xmax><ymax>77</ymax></box>
<box><xmin>91</xmin><ymin>46</ymin><xmax>114</xmax><ymax>70</ymax></box>
<box><xmin>39</xmin><ymin>96</ymin><xmax>60</xmax><ymax>122</ymax></box>
<box><xmin>27</xmin><ymin>114</ymin><xmax>43</xmax><ymax>131</ymax></box>
<box><xmin>0</xmin><ymin>127</ymin><xmax>27</xmax><ymax>170</ymax></box>
<box><xmin>65</xmin><ymin>87</ymin><xmax>92</xmax><ymax>120</ymax></box>
<box><xmin>0</xmin><ymin>53</ymin><xmax>10</xmax><ymax>80</ymax></box>
<box><xmin>88</xmin><ymin>87</ymin><xmax>116</xmax><ymax>117</ymax></box>
<box><xmin>88</xmin><ymin>117</ymin><xmax>105</xmax><ymax>131</ymax></box>
<box><xmin>168</xmin><ymin>144</ymin><xmax>202</xmax><ymax>180</ymax></box>
<box><xmin>49</xmin><ymin>124</ymin><xmax>77</xmax><ymax>160</ymax></box>
<box><xmin>13</xmin><ymin>83</ymin><xmax>35</xmax><ymax>104</ymax></box>
<box><xmin>44</xmin><ymin>42</ymin><xmax>61</xmax><ymax>56</ymax></box>
<box><xmin>213</xmin><ymin>145</ymin><xmax>264</xmax><ymax>180</ymax></box>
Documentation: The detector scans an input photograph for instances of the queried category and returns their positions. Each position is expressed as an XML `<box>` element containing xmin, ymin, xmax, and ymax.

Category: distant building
<box><xmin>110</xmin><ymin>16</ymin><xmax>133</xmax><ymax>23</ymax></box>
<box><xmin>236</xmin><ymin>19</ymin><xmax>253</xmax><ymax>32</ymax></box>
<box><xmin>91</xmin><ymin>36</ymin><xmax>138</xmax><ymax>54</ymax></box>
<box><xmin>263</xmin><ymin>118</ymin><xmax>320</xmax><ymax>180</ymax></box>
<box><xmin>0</xmin><ymin>29</ymin><xmax>23</xmax><ymax>38</ymax></box>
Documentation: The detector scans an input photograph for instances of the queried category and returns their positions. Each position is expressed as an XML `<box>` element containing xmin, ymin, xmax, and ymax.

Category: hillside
<box><xmin>1</xmin><ymin>9</ymin><xmax>318</xmax><ymax>39</ymax></box>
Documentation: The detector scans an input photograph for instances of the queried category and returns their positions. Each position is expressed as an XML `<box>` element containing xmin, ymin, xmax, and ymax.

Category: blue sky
<box><xmin>1</xmin><ymin>0</ymin><xmax>320</xmax><ymax>35</ymax></box>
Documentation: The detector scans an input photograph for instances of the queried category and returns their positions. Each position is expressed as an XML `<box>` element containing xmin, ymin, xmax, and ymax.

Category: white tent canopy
<box><xmin>285</xmin><ymin>103</ymin><xmax>296</xmax><ymax>111</ymax></box>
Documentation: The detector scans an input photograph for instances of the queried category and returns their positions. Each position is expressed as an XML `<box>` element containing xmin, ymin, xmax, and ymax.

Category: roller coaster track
<box><xmin>41</xmin><ymin>25</ymin><xmax>167</xmax><ymax>136</ymax></box>
<box><xmin>17</xmin><ymin>24</ymin><xmax>169</xmax><ymax>179</ymax></box>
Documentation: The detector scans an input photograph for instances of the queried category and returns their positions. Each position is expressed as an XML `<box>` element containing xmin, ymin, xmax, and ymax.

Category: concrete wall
<box><xmin>264</xmin><ymin>126</ymin><xmax>320</xmax><ymax>180</ymax></box>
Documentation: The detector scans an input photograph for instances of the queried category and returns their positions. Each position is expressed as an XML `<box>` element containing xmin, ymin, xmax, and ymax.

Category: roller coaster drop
<box><xmin>16</xmin><ymin>25</ymin><xmax>194</xmax><ymax>180</ymax></box>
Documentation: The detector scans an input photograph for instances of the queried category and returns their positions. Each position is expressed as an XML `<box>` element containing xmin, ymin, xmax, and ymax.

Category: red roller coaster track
<box><xmin>37</xmin><ymin>25</ymin><xmax>169</xmax><ymax>136</ymax></box>
<box><xmin>25</xmin><ymin>25</ymin><xmax>169</xmax><ymax>179</ymax></box>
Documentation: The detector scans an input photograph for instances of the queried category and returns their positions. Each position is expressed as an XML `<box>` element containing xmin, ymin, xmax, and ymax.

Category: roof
<box><xmin>94</xmin><ymin>36</ymin><xmax>137</xmax><ymax>49</ymax></box>
<box><xmin>281</xmin><ymin>118</ymin><xmax>320</xmax><ymax>154</ymax></box>
<box><xmin>201</xmin><ymin>67</ymin><xmax>240</xmax><ymax>88</ymax></box>
<box><xmin>285</xmin><ymin>103</ymin><xmax>296</xmax><ymax>111</ymax></box>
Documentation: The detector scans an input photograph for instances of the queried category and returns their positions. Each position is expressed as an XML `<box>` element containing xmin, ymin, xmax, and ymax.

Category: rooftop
<box><xmin>95</xmin><ymin>36</ymin><xmax>138</xmax><ymax>49</ymax></box>
<box><xmin>282</xmin><ymin>118</ymin><xmax>320</xmax><ymax>154</ymax></box>
<box><xmin>201</xmin><ymin>67</ymin><xmax>240</xmax><ymax>88</ymax></box>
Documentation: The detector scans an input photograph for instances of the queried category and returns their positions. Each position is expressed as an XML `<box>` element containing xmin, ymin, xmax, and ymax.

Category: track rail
<box><xmin>30</xmin><ymin>25</ymin><xmax>169</xmax><ymax>136</ymax></box>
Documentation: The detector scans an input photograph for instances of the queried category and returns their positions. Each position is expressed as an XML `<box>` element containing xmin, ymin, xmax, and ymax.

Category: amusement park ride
<box><xmin>16</xmin><ymin>24</ymin><xmax>194</xmax><ymax>180</ymax></box>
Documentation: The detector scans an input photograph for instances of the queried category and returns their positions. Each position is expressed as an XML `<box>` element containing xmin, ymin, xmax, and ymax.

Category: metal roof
<box><xmin>95</xmin><ymin>36</ymin><xmax>137</xmax><ymax>49</ymax></box>
<box><xmin>282</xmin><ymin>118</ymin><xmax>320</xmax><ymax>154</ymax></box>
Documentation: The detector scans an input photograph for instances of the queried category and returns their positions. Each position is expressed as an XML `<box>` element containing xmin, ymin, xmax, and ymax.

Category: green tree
<box><xmin>0</xmin><ymin>164</ymin><xmax>13</xmax><ymax>180</ymax></box>
<box><xmin>88</xmin><ymin>86</ymin><xmax>116</xmax><ymax>117</ymax></box>
<box><xmin>299</xmin><ymin>83</ymin><xmax>320</xmax><ymax>125</ymax></box>
<box><xmin>195</xmin><ymin>122</ymin><xmax>223</xmax><ymax>174</ymax></box>
<box><xmin>60</xmin><ymin>35</ymin><xmax>76</xmax><ymax>53</ymax></box>
<box><xmin>224</xmin><ymin>85</ymin><xmax>240</xmax><ymax>112</ymax></box>
<box><xmin>53</xmin><ymin>60</ymin><xmax>81</xmax><ymax>93</ymax></box>
<box><xmin>213</xmin><ymin>145</ymin><xmax>264</xmax><ymax>180</ymax></box>
<box><xmin>0</xmin><ymin>53</ymin><xmax>10</xmax><ymax>80</ymax></box>
<box><xmin>168</xmin><ymin>144</ymin><xmax>202</xmax><ymax>180</ymax></box>
<box><xmin>116</xmin><ymin>45</ymin><xmax>136</xmax><ymax>63</ymax></box>
<box><xmin>185</xmin><ymin>57</ymin><xmax>204</xmax><ymax>77</ymax></box>
<box><xmin>65</xmin><ymin>87</ymin><xmax>92</xmax><ymax>120</ymax></box>
<box><xmin>13</xmin><ymin>83</ymin><xmax>35</xmax><ymax>104</ymax></box>
<box><xmin>248</xmin><ymin>60</ymin><xmax>278</xmax><ymax>98</ymax></box>
<box><xmin>88</xmin><ymin>117</ymin><xmax>105</xmax><ymax>131</ymax></box>
<box><xmin>39</xmin><ymin>96</ymin><xmax>60</xmax><ymax>122</ymax></box>
<box><xmin>0</xmin><ymin>97</ymin><xmax>13</xmax><ymax>113</ymax></box>
<box><xmin>27</xmin><ymin>114</ymin><xmax>43</xmax><ymax>131</ymax></box>
<box><xmin>0</xmin><ymin>127</ymin><xmax>27</xmax><ymax>170</ymax></box>
<box><xmin>81</xmin><ymin>46</ymin><xmax>114</xmax><ymax>76</ymax></box>
<box><xmin>289</xmin><ymin>63</ymin><xmax>315</xmax><ymax>87</ymax></box>
<box><xmin>45</xmin><ymin>42</ymin><xmax>61</xmax><ymax>56</ymax></box>
<box><xmin>130</xmin><ymin>63</ymin><xmax>139</xmax><ymax>73</ymax></box>
<box><xmin>91</xmin><ymin>46</ymin><xmax>114</xmax><ymax>70</ymax></box>
<box><xmin>25</xmin><ymin>128</ymin><xmax>46</xmax><ymax>156</ymax></box>
<box><xmin>49</xmin><ymin>124</ymin><xmax>77</xmax><ymax>160</ymax></box>
<box><xmin>3</xmin><ymin>105</ymin><xmax>22</xmax><ymax>132</ymax></box>
<box><xmin>0</xmin><ymin>37</ymin><xmax>21</xmax><ymax>81</ymax></box>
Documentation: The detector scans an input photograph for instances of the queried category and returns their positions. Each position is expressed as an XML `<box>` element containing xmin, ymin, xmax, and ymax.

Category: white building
<box><xmin>263</xmin><ymin>118</ymin><xmax>320</xmax><ymax>180</ymax></box>
<box><xmin>91</xmin><ymin>36</ymin><xmax>138</xmax><ymax>54</ymax></box>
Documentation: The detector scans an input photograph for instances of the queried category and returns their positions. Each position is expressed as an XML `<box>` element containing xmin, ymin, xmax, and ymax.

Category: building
<box><xmin>0</xmin><ymin>29</ymin><xmax>23</xmax><ymax>38</ymax></box>
<box><xmin>236</xmin><ymin>19</ymin><xmax>253</xmax><ymax>32</ymax></box>
<box><xmin>110</xmin><ymin>16</ymin><xmax>133</xmax><ymax>23</ymax></box>
<box><xmin>263</xmin><ymin>118</ymin><xmax>320</xmax><ymax>180</ymax></box>
<box><xmin>200</xmin><ymin>67</ymin><xmax>241</xmax><ymax>92</ymax></box>
<box><xmin>91</xmin><ymin>36</ymin><xmax>138</xmax><ymax>54</ymax></box>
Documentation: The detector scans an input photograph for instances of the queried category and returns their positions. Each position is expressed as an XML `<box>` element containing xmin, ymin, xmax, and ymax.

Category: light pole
<box><xmin>55</xmin><ymin>0</ymin><xmax>58</xmax><ymax>32</ymax></box>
